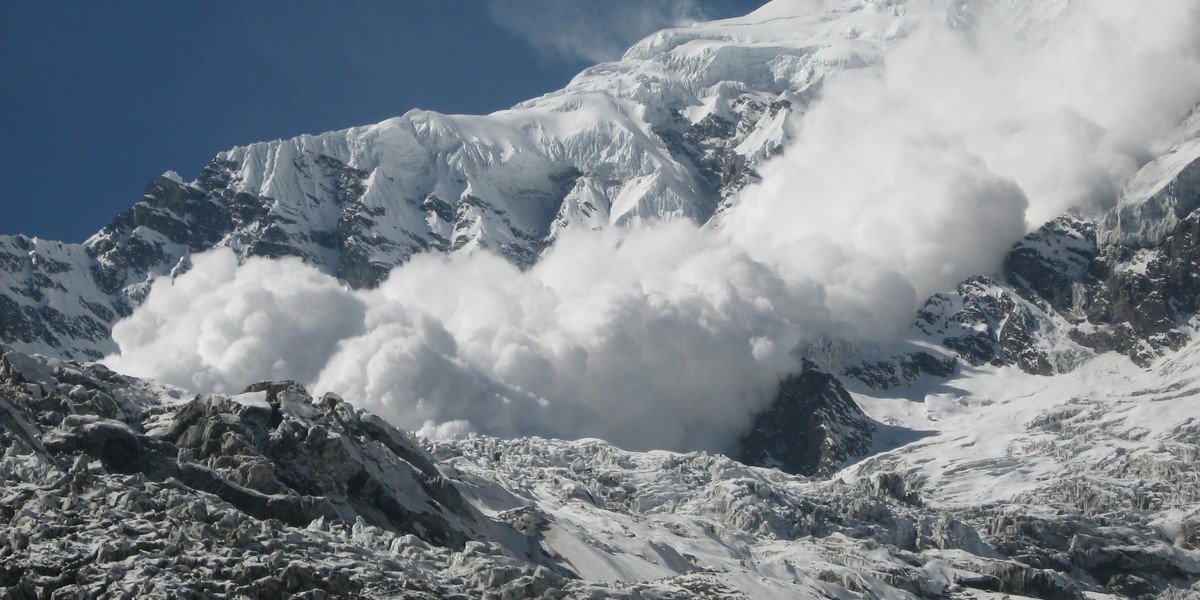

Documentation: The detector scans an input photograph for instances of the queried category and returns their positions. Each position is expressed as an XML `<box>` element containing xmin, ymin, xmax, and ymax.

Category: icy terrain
<box><xmin>3</xmin><ymin>342</ymin><xmax>1199</xmax><ymax>598</ymax></box>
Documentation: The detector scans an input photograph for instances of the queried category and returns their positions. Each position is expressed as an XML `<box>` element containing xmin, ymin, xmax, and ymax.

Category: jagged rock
<box><xmin>914</xmin><ymin>274</ymin><xmax>1066</xmax><ymax>375</ymax></box>
<box><xmin>60</xmin><ymin>370</ymin><xmax>480</xmax><ymax>546</ymax></box>
<box><xmin>736</xmin><ymin>361</ymin><xmax>876</xmax><ymax>477</ymax></box>
<box><xmin>842</xmin><ymin>351</ymin><xmax>956</xmax><ymax>390</ymax></box>
<box><xmin>3</xmin><ymin>342</ymin><xmax>1199</xmax><ymax>597</ymax></box>
<box><xmin>1100</xmin><ymin>140</ymin><xmax>1200</xmax><ymax>248</ymax></box>
<box><xmin>898</xmin><ymin>192</ymin><xmax>1200</xmax><ymax>378</ymax></box>
<box><xmin>1003</xmin><ymin>216</ymin><xmax>1099</xmax><ymax>317</ymax></box>
<box><xmin>0</xmin><ymin>346</ymin><xmax>530</xmax><ymax>599</ymax></box>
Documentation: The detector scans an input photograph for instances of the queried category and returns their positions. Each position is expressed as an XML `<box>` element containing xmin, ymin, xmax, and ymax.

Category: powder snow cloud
<box><xmin>105</xmin><ymin>0</ymin><xmax>1200</xmax><ymax>453</ymax></box>
<box><xmin>485</xmin><ymin>0</ymin><xmax>749</xmax><ymax>63</ymax></box>
<box><xmin>108</xmin><ymin>224</ymin><xmax>813</xmax><ymax>453</ymax></box>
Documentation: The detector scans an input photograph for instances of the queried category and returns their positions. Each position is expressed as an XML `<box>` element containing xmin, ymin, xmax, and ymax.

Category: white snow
<box><xmin>848</xmin><ymin>338</ymin><xmax>1200</xmax><ymax>512</ymax></box>
<box><xmin>1100</xmin><ymin>137</ymin><xmax>1200</xmax><ymax>247</ymax></box>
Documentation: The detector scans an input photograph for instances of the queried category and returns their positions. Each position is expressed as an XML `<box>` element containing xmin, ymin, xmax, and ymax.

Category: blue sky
<box><xmin>1</xmin><ymin>1</ymin><xmax>763</xmax><ymax>242</ymax></box>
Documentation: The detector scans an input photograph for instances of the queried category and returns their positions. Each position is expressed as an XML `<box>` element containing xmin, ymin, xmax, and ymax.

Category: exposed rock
<box><xmin>843</xmin><ymin>351</ymin><xmax>957</xmax><ymax>390</ymax></box>
<box><xmin>1100</xmin><ymin>140</ymin><xmax>1200</xmax><ymax>248</ymax></box>
<box><xmin>736</xmin><ymin>361</ymin><xmax>875</xmax><ymax>477</ymax></box>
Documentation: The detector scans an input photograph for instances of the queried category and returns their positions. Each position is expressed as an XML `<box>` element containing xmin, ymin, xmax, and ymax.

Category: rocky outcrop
<box><xmin>0</xmin><ymin>345</ymin><xmax>537</xmax><ymax>597</ymax></box>
<box><xmin>0</xmin><ymin>347</ymin><xmax>492</xmax><ymax>546</ymax></box>
<box><xmin>736</xmin><ymin>361</ymin><xmax>876</xmax><ymax>477</ymax></box>
<box><xmin>886</xmin><ymin>164</ymin><xmax>1200</xmax><ymax>382</ymax></box>
<box><xmin>843</xmin><ymin>351</ymin><xmax>957</xmax><ymax>390</ymax></box>
<box><xmin>1069</xmin><ymin>211</ymin><xmax>1200</xmax><ymax>365</ymax></box>
<box><xmin>0</xmin><ymin>236</ymin><xmax>128</xmax><ymax>360</ymax></box>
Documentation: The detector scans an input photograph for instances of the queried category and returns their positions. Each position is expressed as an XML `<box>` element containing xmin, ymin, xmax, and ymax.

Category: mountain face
<box><xmin>0</xmin><ymin>0</ymin><xmax>979</xmax><ymax>362</ymax></box>
<box><xmin>0</xmin><ymin>0</ymin><xmax>851</xmax><ymax>361</ymax></box>
<box><xmin>4</xmin><ymin>0</ymin><xmax>1200</xmax><ymax>597</ymax></box>
<box><xmin>737</xmin><ymin>360</ymin><xmax>876</xmax><ymax>477</ymax></box>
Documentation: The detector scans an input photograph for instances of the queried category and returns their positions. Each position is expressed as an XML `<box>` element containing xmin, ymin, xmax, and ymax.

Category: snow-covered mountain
<box><xmin>4</xmin><ymin>0</ymin><xmax>1200</xmax><ymax>596</ymax></box>
<box><xmin>2</xmin><ymin>0</ymin><xmax>891</xmax><ymax>360</ymax></box>
<box><xmin>6</xmin><ymin>0</ymin><xmax>1091</xmax><ymax>361</ymax></box>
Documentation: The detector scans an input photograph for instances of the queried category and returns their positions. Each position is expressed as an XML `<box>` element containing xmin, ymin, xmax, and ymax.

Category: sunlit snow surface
<box><xmin>420</xmin><ymin>335</ymin><xmax>1200</xmax><ymax>597</ymax></box>
<box><xmin>850</xmin><ymin>344</ymin><xmax>1200</xmax><ymax>510</ymax></box>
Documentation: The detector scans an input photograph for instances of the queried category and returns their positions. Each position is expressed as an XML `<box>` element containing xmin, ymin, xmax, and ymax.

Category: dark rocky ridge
<box><xmin>737</xmin><ymin>360</ymin><xmax>876</xmax><ymax>477</ymax></box>
<box><xmin>0</xmin><ymin>348</ymin><xmax>492</xmax><ymax>548</ymax></box>
<box><xmin>913</xmin><ymin>208</ymin><xmax>1200</xmax><ymax>377</ymax></box>
<box><xmin>840</xmin><ymin>151</ymin><xmax>1200</xmax><ymax>389</ymax></box>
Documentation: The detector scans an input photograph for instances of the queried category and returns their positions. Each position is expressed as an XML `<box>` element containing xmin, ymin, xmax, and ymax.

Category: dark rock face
<box><xmin>737</xmin><ymin>361</ymin><xmax>876</xmax><ymax>477</ymax></box>
<box><xmin>843</xmin><ymin>351</ymin><xmax>957</xmax><ymax>390</ymax></box>
<box><xmin>0</xmin><ymin>237</ymin><xmax>126</xmax><ymax>360</ymax></box>
<box><xmin>1069</xmin><ymin>211</ymin><xmax>1200</xmax><ymax>365</ymax></box>
<box><xmin>916</xmin><ymin>275</ymin><xmax>1062</xmax><ymax>375</ymax></box>
<box><xmin>903</xmin><ymin>186</ymin><xmax>1200</xmax><ymax>378</ymax></box>
<box><xmin>655</xmin><ymin>97</ymin><xmax>789</xmax><ymax>224</ymax></box>
<box><xmin>91</xmin><ymin>156</ymin><xmax>371</xmax><ymax>280</ymax></box>
<box><xmin>1002</xmin><ymin>216</ymin><xmax>1099</xmax><ymax>317</ymax></box>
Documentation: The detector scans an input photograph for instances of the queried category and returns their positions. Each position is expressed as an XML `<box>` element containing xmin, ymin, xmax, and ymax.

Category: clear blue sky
<box><xmin>0</xmin><ymin>1</ymin><xmax>764</xmax><ymax>242</ymax></box>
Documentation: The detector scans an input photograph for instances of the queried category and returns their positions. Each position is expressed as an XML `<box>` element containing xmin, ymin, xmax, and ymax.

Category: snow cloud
<box><xmin>485</xmin><ymin>0</ymin><xmax>752</xmax><ymax>63</ymax></box>
<box><xmin>720</xmin><ymin>0</ymin><xmax>1200</xmax><ymax>338</ymax></box>
<box><xmin>105</xmin><ymin>251</ymin><xmax>367</xmax><ymax>393</ymax></box>
<box><xmin>106</xmin><ymin>0</ymin><xmax>1200</xmax><ymax>453</ymax></box>
<box><xmin>109</xmin><ymin>224</ymin><xmax>813</xmax><ymax>453</ymax></box>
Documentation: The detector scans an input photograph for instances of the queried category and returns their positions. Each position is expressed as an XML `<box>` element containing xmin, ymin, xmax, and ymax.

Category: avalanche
<box><xmin>3</xmin><ymin>0</ymin><xmax>1200</xmax><ymax>597</ymax></box>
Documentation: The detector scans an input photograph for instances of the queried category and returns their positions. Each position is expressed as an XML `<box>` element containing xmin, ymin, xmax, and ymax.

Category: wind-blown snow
<box><xmin>104</xmin><ymin>0</ymin><xmax>1200</xmax><ymax>452</ymax></box>
<box><xmin>484</xmin><ymin>0</ymin><xmax>734</xmax><ymax>64</ymax></box>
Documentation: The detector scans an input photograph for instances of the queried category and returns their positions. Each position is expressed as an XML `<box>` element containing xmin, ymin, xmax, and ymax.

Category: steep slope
<box><xmin>0</xmin><ymin>0</ymin><xmax>921</xmax><ymax>360</ymax></box>
<box><xmin>822</xmin><ymin>114</ymin><xmax>1200</xmax><ymax>392</ymax></box>
<box><xmin>3</xmin><ymin>0</ymin><xmax>1199</xmax><ymax>485</ymax></box>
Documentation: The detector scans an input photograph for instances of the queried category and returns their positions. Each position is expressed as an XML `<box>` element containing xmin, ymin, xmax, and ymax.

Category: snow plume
<box><xmin>109</xmin><ymin>224</ymin><xmax>813</xmax><ymax>453</ymax></box>
<box><xmin>106</xmin><ymin>0</ymin><xmax>1200</xmax><ymax>452</ymax></box>
<box><xmin>720</xmin><ymin>0</ymin><xmax>1200</xmax><ymax>338</ymax></box>
<box><xmin>485</xmin><ymin>0</ymin><xmax>751</xmax><ymax>63</ymax></box>
<box><xmin>105</xmin><ymin>252</ymin><xmax>367</xmax><ymax>393</ymax></box>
